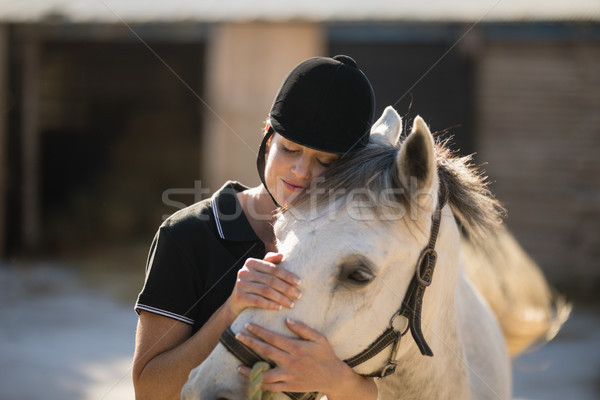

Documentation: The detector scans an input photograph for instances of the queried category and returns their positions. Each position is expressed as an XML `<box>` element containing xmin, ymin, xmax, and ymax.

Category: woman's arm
<box><xmin>132</xmin><ymin>253</ymin><xmax>302</xmax><ymax>400</ymax></box>
<box><xmin>132</xmin><ymin>302</ymin><xmax>235</xmax><ymax>400</ymax></box>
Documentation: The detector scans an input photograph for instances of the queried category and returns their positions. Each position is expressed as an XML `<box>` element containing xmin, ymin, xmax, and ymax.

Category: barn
<box><xmin>0</xmin><ymin>1</ymin><xmax>599</xmax><ymax>296</ymax></box>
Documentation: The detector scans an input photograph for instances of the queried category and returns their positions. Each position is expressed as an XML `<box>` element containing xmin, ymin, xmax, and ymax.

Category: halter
<box><xmin>219</xmin><ymin>188</ymin><xmax>447</xmax><ymax>400</ymax></box>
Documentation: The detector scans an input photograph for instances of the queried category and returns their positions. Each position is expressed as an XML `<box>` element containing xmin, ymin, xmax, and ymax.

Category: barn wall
<box><xmin>476</xmin><ymin>41</ymin><xmax>600</xmax><ymax>291</ymax></box>
<box><xmin>201</xmin><ymin>22</ymin><xmax>325</xmax><ymax>192</ymax></box>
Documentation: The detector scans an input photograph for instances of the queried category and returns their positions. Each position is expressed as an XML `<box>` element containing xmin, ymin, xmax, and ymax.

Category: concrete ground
<box><xmin>0</xmin><ymin>263</ymin><xmax>598</xmax><ymax>400</ymax></box>
<box><xmin>0</xmin><ymin>263</ymin><xmax>137</xmax><ymax>400</ymax></box>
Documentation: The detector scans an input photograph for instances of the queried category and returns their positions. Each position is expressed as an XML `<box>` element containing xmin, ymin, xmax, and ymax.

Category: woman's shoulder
<box><xmin>158</xmin><ymin>180</ymin><xmax>249</xmax><ymax>240</ymax></box>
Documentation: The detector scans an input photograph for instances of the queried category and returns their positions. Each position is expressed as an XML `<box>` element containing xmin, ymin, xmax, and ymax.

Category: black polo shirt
<box><xmin>135</xmin><ymin>181</ymin><xmax>266</xmax><ymax>333</ymax></box>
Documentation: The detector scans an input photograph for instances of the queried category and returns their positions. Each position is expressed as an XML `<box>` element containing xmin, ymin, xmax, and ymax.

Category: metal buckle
<box><xmin>380</xmin><ymin>331</ymin><xmax>402</xmax><ymax>377</ymax></box>
<box><xmin>380</xmin><ymin>362</ymin><xmax>397</xmax><ymax>378</ymax></box>
<box><xmin>416</xmin><ymin>248</ymin><xmax>437</xmax><ymax>287</ymax></box>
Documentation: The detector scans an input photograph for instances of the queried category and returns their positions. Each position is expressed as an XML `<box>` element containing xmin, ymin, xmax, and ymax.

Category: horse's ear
<box><xmin>370</xmin><ymin>106</ymin><xmax>402</xmax><ymax>146</ymax></box>
<box><xmin>396</xmin><ymin>116</ymin><xmax>438</xmax><ymax>198</ymax></box>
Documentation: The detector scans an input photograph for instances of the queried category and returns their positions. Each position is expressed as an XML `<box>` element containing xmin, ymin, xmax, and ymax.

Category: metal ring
<box><xmin>388</xmin><ymin>310</ymin><xmax>409</xmax><ymax>335</ymax></box>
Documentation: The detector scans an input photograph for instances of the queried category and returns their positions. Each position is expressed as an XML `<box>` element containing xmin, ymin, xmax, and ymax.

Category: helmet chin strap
<box><xmin>256</xmin><ymin>125</ymin><xmax>281</xmax><ymax>208</ymax></box>
<box><xmin>262</xmin><ymin>183</ymin><xmax>279</xmax><ymax>209</ymax></box>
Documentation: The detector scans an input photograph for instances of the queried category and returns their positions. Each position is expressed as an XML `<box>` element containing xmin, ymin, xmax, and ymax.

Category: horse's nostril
<box><xmin>214</xmin><ymin>389</ymin><xmax>237</xmax><ymax>400</ymax></box>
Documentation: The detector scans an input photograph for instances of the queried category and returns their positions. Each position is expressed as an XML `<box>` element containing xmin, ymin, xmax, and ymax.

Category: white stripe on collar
<box><xmin>211</xmin><ymin>196</ymin><xmax>225</xmax><ymax>239</ymax></box>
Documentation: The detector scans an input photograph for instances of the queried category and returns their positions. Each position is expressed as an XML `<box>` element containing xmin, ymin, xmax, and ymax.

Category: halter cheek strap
<box><xmin>398</xmin><ymin>202</ymin><xmax>442</xmax><ymax>357</ymax></box>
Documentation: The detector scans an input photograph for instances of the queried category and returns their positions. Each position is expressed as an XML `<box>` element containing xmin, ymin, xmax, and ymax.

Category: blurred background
<box><xmin>0</xmin><ymin>1</ymin><xmax>599</xmax><ymax>399</ymax></box>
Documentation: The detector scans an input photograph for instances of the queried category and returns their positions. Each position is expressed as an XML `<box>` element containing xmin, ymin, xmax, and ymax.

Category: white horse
<box><xmin>182</xmin><ymin>107</ymin><xmax>567</xmax><ymax>400</ymax></box>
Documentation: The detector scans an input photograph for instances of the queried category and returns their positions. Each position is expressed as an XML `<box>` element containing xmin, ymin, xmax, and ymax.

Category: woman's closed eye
<box><xmin>281</xmin><ymin>145</ymin><xmax>299</xmax><ymax>154</ymax></box>
<box><xmin>317</xmin><ymin>158</ymin><xmax>332</xmax><ymax>168</ymax></box>
<box><xmin>281</xmin><ymin>145</ymin><xmax>331</xmax><ymax>167</ymax></box>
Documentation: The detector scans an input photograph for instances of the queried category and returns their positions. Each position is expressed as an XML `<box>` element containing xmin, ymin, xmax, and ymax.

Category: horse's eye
<box><xmin>338</xmin><ymin>255</ymin><xmax>375</xmax><ymax>288</ymax></box>
<box><xmin>347</xmin><ymin>269</ymin><xmax>373</xmax><ymax>284</ymax></box>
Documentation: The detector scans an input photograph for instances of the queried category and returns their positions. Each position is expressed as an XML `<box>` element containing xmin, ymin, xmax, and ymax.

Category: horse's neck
<box><xmin>378</xmin><ymin>294</ymin><xmax>469</xmax><ymax>400</ymax></box>
<box><xmin>378</xmin><ymin>219</ymin><xmax>469</xmax><ymax>400</ymax></box>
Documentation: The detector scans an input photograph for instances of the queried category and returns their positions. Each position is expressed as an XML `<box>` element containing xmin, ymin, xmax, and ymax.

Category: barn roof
<box><xmin>0</xmin><ymin>0</ymin><xmax>599</xmax><ymax>23</ymax></box>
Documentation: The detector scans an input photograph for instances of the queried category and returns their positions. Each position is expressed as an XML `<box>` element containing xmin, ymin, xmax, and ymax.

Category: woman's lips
<box><xmin>281</xmin><ymin>179</ymin><xmax>305</xmax><ymax>192</ymax></box>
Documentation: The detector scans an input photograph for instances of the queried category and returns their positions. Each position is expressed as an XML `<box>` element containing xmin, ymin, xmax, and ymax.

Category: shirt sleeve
<box><xmin>134</xmin><ymin>226</ymin><xmax>201</xmax><ymax>325</ymax></box>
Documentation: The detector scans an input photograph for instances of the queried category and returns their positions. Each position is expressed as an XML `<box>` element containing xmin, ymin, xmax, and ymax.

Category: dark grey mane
<box><xmin>288</xmin><ymin>138</ymin><xmax>505</xmax><ymax>239</ymax></box>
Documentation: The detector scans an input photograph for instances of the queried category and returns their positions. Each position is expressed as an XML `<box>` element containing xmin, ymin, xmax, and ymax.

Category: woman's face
<box><xmin>264</xmin><ymin>133</ymin><xmax>340</xmax><ymax>206</ymax></box>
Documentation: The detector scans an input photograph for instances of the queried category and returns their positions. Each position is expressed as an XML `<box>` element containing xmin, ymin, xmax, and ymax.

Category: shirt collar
<box><xmin>211</xmin><ymin>181</ymin><xmax>261</xmax><ymax>242</ymax></box>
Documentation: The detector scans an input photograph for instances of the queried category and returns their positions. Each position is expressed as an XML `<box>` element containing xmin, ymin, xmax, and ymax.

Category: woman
<box><xmin>132</xmin><ymin>55</ymin><xmax>378</xmax><ymax>399</ymax></box>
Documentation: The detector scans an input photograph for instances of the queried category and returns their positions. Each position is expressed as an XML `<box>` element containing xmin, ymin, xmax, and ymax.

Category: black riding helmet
<box><xmin>257</xmin><ymin>55</ymin><xmax>375</xmax><ymax>204</ymax></box>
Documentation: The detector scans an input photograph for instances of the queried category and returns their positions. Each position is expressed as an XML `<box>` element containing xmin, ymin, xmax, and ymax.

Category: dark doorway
<box><xmin>37</xmin><ymin>40</ymin><xmax>205</xmax><ymax>255</ymax></box>
<box><xmin>329</xmin><ymin>38</ymin><xmax>474</xmax><ymax>155</ymax></box>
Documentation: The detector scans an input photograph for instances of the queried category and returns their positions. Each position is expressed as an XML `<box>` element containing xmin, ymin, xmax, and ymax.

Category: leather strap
<box><xmin>399</xmin><ymin>186</ymin><xmax>447</xmax><ymax>357</ymax></box>
<box><xmin>343</xmin><ymin>327</ymin><xmax>400</xmax><ymax>376</ymax></box>
<box><xmin>399</xmin><ymin>247</ymin><xmax>437</xmax><ymax>356</ymax></box>
<box><xmin>220</xmin><ymin>327</ymin><xmax>274</xmax><ymax>368</ymax></box>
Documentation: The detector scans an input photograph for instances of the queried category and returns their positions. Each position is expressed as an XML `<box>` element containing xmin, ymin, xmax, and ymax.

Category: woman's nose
<box><xmin>291</xmin><ymin>157</ymin><xmax>312</xmax><ymax>179</ymax></box>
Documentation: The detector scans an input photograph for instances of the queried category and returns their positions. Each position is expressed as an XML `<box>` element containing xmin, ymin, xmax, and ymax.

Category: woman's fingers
<box><xmin>244</xmin><ymin>323</ymin><xmax>301</xmax><ymax>352</ymax></box>
<box><xmin>263</xmin><ymin>252</ymin><xmax>284</xmax><ymax>263</ymax></box>
<box><xmin>229</xmin><ymin>254</ymin><xmax>302</xmax><ymax>314</ymax></box>
<box><xmin>237</xmin><ymin>322</ymin><xmax>318</xmax><ymax>364</ymax></box>
<box><xmin>284</xmin><ymin>319</ymin><xmax>325</xmax><ymax>342</ymax></box>
<box><xmin>245</xmin><ymin>257</ymin><xmax>302</xmax><ymax>287</ymax></box>
<box><xmin>239</xmin><ymin>321</ymin><xmax>323</xmax><ymax>360</ymax></box>
<box><xmin>243</xmin><ymin>268</ymin><xmax>302</xmax><ymax>302</ymax></box>
<box><xmin>235</xmin><ymin>330</ymin><xmax>292</xmax><ymax>366</ymax></box>
<box><xmin>241</xmin><ymin>258</ymin><xmax>301</xmax><ymax>296</ymax></box>
<box><xmin>235</xmin><ymin>280</ymin><xmax>295</xmax><ymax>310</ymax></box>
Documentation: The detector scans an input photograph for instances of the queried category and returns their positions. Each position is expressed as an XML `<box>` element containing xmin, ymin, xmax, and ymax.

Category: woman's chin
<box><xmin>269</xmin><ymin>184</ymin><xmax>303</xmax><ymax>207</ymax></box>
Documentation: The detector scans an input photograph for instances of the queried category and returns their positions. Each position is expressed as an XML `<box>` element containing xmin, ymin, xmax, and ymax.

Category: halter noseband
<box><xmin>219</xmin><ymin>189</ymin><xmax>447</xmax><ymax>399</ymax></box>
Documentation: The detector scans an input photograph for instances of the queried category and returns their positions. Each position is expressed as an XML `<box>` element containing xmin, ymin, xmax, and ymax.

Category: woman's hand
<box><xmin>236</xmin><ymin>320</ymin><xmax>377</xmax><ymax>400</ymax></box>
<box><xmin>224</xmin><ymin>252</ymin><xmax>302</xmax><ymax>317</ymax></box>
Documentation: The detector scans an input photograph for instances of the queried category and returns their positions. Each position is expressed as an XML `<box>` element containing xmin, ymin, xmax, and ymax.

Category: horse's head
<box><xmin>182</xmin><ymin>107</ymin><xmax>490</xmax><ymax>400</ymax></box>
